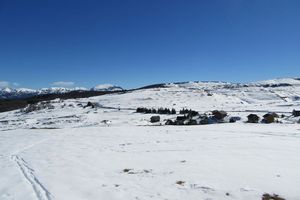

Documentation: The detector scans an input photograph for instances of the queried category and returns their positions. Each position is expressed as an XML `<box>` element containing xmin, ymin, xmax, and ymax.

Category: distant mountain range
<box><xmin>1</xmin><ymin>78</ymin><xmax>300</xmax><ymax>100</ymax></box>
<box><xmin>0</xmin><ymin>78</ymin><xmax>300</xmax><ymax>113</ymax></box>
<box><xmin>0</xmin><ymin>84</ymin><xmax>124</xmax><ymax>99</ymax></box>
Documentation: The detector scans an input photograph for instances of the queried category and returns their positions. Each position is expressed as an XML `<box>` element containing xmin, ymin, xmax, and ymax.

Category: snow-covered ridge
<box><xmin>1</xmin><ymin>78</ymin><xmax>300</xmax><ymax>100</ymax></box>
<box><xmin>251</xmin><ymin>77</ymin><xmax>300</xmax><ymax>86</ymax></box>
<box><xmin>0</xmin><ymin>84</ymin><xmax>122</xmax><ymax>99</ymax></box>
<box><xmin>91</xmin><ymin>84</ymin><xmax>123</xmax><ymax>91</ymax></box>
<box><xmin>0</xmin><ymin>87</ymin><xmax>85</xmax><ymax>99</ymax></box>
<box><xmin>38</xmin><ymin>87</ymin><xmax>88</xmax><ymax>94</ymax></box>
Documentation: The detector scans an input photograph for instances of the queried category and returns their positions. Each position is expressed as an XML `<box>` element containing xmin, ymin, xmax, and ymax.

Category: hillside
<box><xmin>0</xmin><ymin>78</ymin><xmax>300</xmax><ymax>200</ymax></box>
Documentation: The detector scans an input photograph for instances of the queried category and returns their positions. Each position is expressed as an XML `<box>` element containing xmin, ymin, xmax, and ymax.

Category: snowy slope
<box><xmin>87</xmin><ymin>79</ymin><xmax>300</xmax><ymax>113</ymax></box>
<box><xmin>252</xmin><ymin>77</ymin><xmax>300</xmax><ymax>85</ymax></box>
<box><xmin>1</xmin><ymin>78</ymin><xmax>300</xmax><ymax>200</ymax></box>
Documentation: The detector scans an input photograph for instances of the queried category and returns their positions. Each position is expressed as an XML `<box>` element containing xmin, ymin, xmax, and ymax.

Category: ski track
<box><xmin>7</xmin><ymin>138</ymin><xmax>53</xmax><ymax>200</ymax></box>
<box><xmin>11</xmin><ymin>154</ymin><xmax>52</xmax><ymax>200</ymax></box>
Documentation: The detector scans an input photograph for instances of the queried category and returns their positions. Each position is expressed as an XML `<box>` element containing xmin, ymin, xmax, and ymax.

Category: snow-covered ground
<box><xmin>1</xmin><ymin>78</ymin><xmax>300</xmax><ymax>200</ymax></box>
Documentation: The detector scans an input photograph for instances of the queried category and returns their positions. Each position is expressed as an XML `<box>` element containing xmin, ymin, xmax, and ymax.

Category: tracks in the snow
<box><xmin>9</xmin><ymin>138</ymin><xmax>53</xmax><ymax>200</ymax></box>
<box><xmin>11</xmin><ymin>154</ymin><xmax>52</xmax><ymax>200</ymax></box>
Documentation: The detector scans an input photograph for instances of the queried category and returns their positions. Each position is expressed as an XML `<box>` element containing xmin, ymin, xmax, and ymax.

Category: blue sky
<box><xmin>0</xmin><ymin>0</ymin><xmax>300</xmax><ymax>89</ymax></box>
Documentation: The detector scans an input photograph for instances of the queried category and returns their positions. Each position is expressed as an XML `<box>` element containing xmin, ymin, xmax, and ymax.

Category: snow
<box><xmin>1</xmin><ymin>78</ymin><xmax>300</xmax><ymax>200</ymax></box>
<box><xmin>1</xmin><ymin>124</ymin><xmax>299</xmax><ymax>200</ymax></box>
<box><xmin>91</xmin><ymin>84</ymin><xmax>123</xmax><ymax>91</ymax></box>
<box><xmin>252</xmin><ymin>78</ymin><xmax>300</xmax><ymax>85</ymax></box>
<box><xmin>2</xmin><ymin>87</ymin><xmax>13</xmax><ymax>92</ymax></box>
<box><xmin>15</xmin><ymin>88</ymin><xmax>37</xmax><ymax>93</ymax></box>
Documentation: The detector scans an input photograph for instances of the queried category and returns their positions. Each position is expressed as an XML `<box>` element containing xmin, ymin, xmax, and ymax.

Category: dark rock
<box><xmin>229</xmin><ymin>116</ymin><xmax>241</xmax><ymax>123</ymax></box>
<box><xmin>292</xmin><ymin>109</ymin><xmax>300</xmax><ymax>117</ymax></box>
<box><xmin>176</xmin><ymin>115</ymin><xmax>188</xmax><ymax>121</ymax></box>
<box><xmin>229</xmin><ymin>118</ymin><xmax>236</xmax><ymax>123</ymax></box>
<box><xmin>262</xmin><ymin>112</ymin><xmax>279</xmax><ymax>123</ymax></box>
<box><xmin>165</xmin><ymin>119</ymin><xmax>174</xmax><ymax>125</ymax></box>
<box><xmin>84</xmin><ymin>101</ymin><xmax>95</xmax><ymax>108</ymax></box>
<box><xmin>212</xmin><ymin>110</ymin><xmax>227</xmax><ymax>120</ymax></box>
<box><xmin>176</xmin><ymin>181</ymin><xmax>185</xmax><ymax>185</ymax></box>
<box><xmin>123</xmin><ymin>169</ymin><xmax>133</xmax><ymax>173</ymax></box>
<box><xmin>247</xmin><ymin>114</ymin><xmax>260</xmax><ymax>123</ymax></box>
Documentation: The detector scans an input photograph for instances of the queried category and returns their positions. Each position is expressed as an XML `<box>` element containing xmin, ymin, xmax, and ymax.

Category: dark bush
<box><xmin>262</xmin><ymin>193</ymin><xmax>285</xmax><ymax>200</ymax></box>
<box><xmin>179</xmin><ymin>108</ymin><xmax>190</xmax><ymax>114</ymax></box>
<box><xmin>171</xmin><ymin>108</ymin><xmax>176</xmax><ymax>114</ymax></box>
<box><xmin>179</xmin><ymin>109</ymin><xmax>199</xmax><ymax>117</ymax></box>
<box><xmin>150</xmin><ymin>116</ymin><xmax>160</xmax><ymax>123</ymax></box>
<box><xmin>136</xmin><ymin>107</ymin><xmax>176</xmax><ymax>115</ymax></box>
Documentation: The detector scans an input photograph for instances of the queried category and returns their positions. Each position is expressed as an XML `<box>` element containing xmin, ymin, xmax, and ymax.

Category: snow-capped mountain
<box><xmin>0</xmin><ymin>87</ymin><xmax>39</xmax><ymax>99</ymax></box>
<box><xmin>0</xmin><ymin>84</ymin><xmax>122</xmax><ymax>99</ymax></box>
<box><xmin>38</xmin><ymin>87</ymin><xmax>88</xmax><ymax>95</ymax></box>
<box><xmin>0</xmin><ymin>87</ymin><xmax>80</xmax><ymax>100</ymax></box>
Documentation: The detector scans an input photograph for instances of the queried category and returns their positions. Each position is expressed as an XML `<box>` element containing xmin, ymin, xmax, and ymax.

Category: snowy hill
<box><xmin>252</xmin><ymin>77</ymin><xmax>300</xmax><ymax>85</ymax></box>
<box><xmin>1</xmin><ymin>78</ymin><xmax>300</xmax><ymax>200</ymax></box>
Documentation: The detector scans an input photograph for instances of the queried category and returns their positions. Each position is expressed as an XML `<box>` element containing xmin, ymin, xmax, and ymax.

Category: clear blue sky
<box><xmin>0</xmin><ymin>0</ymin><xmax>300</xmax><ymax>89</ymax></box>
